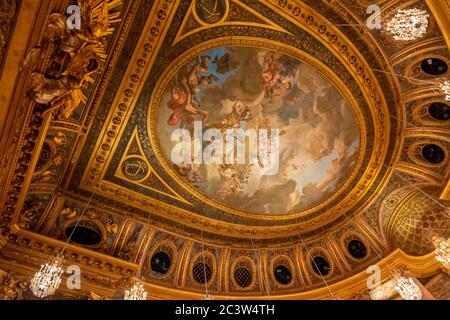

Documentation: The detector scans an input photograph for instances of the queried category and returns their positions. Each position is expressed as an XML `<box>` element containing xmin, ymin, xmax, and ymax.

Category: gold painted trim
<box><xmin>139</xmin><ymin>249</ymin><xmax>443</xmax><ymax>299</ymax></box>
<box><xmin>174</xmin><ymin>0</ymin><xmax>293</xmax><ymax>45</ymax></box>
<box><xmin>114</xmin><ymin>127</ymin><xmax>191</xmax><ymax>204</ymax></box>
<box><xmin>10</xmin><ymin>225</ymin><xmax>138</xmax><ymax>270</ymax></box>
<box><xmin>191</xmin><ymin>0</ymin><xmax>230</xmax><ymax>27</ymax></box>
<box><xmin>81</xmin><ymin>0</ymin><xmax>182</xmax><ymax>192</ymax></box>
<box><xmin>395</xmin><ymin>162</ymin><xmax>445</xmax><ymax>184</ymax></box>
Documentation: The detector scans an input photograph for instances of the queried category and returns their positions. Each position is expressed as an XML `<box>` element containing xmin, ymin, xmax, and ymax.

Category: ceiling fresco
<box><xmin>156</xmin><ymin>46</ymin><xmax>360</xmax><ymax>214</ymax></box>
<box><xmin>0</xmin><ymin>0</ymin><xmax>450</xmax><ymax>300</ymax></box>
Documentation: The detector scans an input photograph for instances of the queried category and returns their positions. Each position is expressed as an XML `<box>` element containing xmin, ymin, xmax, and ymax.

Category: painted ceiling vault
<box><xmin>156</xmin><ymin>46</ymin><xmax>360</xmax><ymax>214</ymax></box>
<box><xmin>0</xmin><ymin>0</ymin><xmax>450</xmax><ymax>300</ymax></box>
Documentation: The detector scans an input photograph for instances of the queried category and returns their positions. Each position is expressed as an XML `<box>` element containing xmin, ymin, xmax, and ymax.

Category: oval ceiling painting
<box><xmin>156</xmin><ymin>46</ymin><xmax>360</xmax><ymax>214</ymax></box>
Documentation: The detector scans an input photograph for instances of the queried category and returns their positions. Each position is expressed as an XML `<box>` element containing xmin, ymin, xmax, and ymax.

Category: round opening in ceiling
<box><xmin>150</xmin><ymin>251</ymin><xmax>171</xmax><ymax>276</ymax></box>
<box><xmin>273</xmin><ymin>265</ymin><xmax>292</xmax><ymax>285</ymax></box>
<box><xmin>65</xmin><ymin>225</ymin><xmax>102</xmax><ymax>246</ymax></box>
<box><xmin>421</xmin><ymin>58</ymin><xmax>448</xmax><ymax>76</ymax></box>
<box><xmin>428</xmin><ymin>102</ymin><xmax>450</xmax><ymax>121</ymax></box>
<box><xmin>347</xmin><ymin>239</ymin><xmax>367</xmax><ymax>259</ymax></box>
<box><xmin>193</xmin><ymin>262</ymin><xmax>212</xmax><ymax>284</ymax></box>
<box><xmin>422</xmin><ymin>144</ymin><xmax>445</xmax><ymax>164</ymax></box>
<box><xmin>311</xmin><ymin>256</ymin><xmax>331</xmax><ymax>276</ymax></box>
<box><xmin>234</xmin><ymin>267</ymin><xmax>252</xmax><ymax>288</ymax></box>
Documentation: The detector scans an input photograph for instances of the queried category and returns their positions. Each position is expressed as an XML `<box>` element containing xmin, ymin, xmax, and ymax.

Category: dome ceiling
<box><xmin>0</xmin><ymin>0</ymin><xmax>449</xmax><ymax>299</ymax></box>
<box><xmin>75</xmin><ymin>0</ymin><xmax>399</xmax><ymax>243</ymax></box>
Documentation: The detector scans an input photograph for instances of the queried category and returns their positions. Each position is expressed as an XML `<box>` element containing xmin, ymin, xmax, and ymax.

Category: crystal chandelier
<box><xmin>391</xmin><ymin>270</ymin><xmax>422</xmax><ymax>300</ymax></box>
<box><xmin>439</xmin><ymin>79</ymin><xmax>450</xmax><ymax>101</ymax></box>
<box><xmin>30</xmin><ymin>254</ymin><xmax>64</xmax><ymax>298</ymax></box>
<box><xmin>386</xmin><ymin>9</ymin><xmax>430</xmax><ymax>41</ymax></box>
<box><xmin>432</xmin><ymin>236</ymin><xmax>450</xmax><ymax>269</ymax></box>
<box><xmin>203</xmin><ymin>293</ymin><xmax>214</xmax><ymax>300</ymax></box>
<box><xmin>124</xmin><ymin>279</ymin><xmax>148</xmax><ymax>300</ymax></box>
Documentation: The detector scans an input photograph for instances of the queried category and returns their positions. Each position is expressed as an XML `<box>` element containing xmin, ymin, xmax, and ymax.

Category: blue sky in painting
<box><xmin>195</xmin><ymin>47</ymin><xmax>238</xmax><ymax>102</ymax></box>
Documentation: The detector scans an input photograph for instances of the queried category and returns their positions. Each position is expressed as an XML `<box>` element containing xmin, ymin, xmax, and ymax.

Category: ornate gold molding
<box><xmin>147</xmin><ymin>37</ymin><xmax>368</xmax><ymax>221</ymax></box>
<box><xmin>426</xmin><ymin>0</ymin><xmax>450</xmax><ymax>49</ymax></box>
<box><xmin>0</xmin><ymin>234</ymin><xmax>6</xmax><ymax>249</ymax></box>
<box><xmin>441</xmin><ymin>180</ymin><xmax>450</xmax><ymax>200</ymax></box>
<box><xmin>1</xmin><ymin>0</ymin><xmax>449</xmax><ymax>299</ymax></box>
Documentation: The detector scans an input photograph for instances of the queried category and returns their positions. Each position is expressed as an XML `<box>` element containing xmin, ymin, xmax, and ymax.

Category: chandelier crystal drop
<box><xmin>391</xmin><ymin>270</ymin><xmax>422</xmax><ymax>300</ymax></box>
<box><xmin>203</xmin><ymin>293</ymin><xmax>214</xmax><ymax>300</ymax></box>
<box><xmin>432</xmin><ymin>236</ymin><xmax>450</xmax><ymax>269</ymax></box>
<box><xmin>30</xmin><ymin>254</ymin><xmax>64</xmax><ymax>298</ymax></box>
<box><xmin>124</xmin><ymin>280</ymin><xmax>148</xmax><ymax>300</ymax></box>
<box><xmin>386</xmin><ymin>9</ymin><xmax>430</xmax><ymax>41</ymax></box>
<box><xmin>439</xmin><ymin>79</ymin><xmax>450</xmax><ymax>101</ymax></box>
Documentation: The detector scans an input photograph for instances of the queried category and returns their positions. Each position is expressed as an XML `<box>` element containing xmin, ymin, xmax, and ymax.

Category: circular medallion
<box><xmin>121</xmin><ymin>157</ymin><xmax>149</xmax><ymax>181</ymax></box>
<box><xmin>193</xmin><ymin>0</ymin><xmax>228</xmax><ymax>24</ymax></box>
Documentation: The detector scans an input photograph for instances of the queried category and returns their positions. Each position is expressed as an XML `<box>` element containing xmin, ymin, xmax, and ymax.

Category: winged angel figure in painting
<box><xmin>22</xmin><ymin>0</ymin><xmax>122</xmax><ymax>118</ymax></box>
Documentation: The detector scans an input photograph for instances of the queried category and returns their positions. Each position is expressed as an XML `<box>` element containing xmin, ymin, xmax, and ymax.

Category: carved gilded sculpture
<box><xmin>23</xmin><ymin>0</ymin><xmax>121</xmax><ymax>118</ymax></box>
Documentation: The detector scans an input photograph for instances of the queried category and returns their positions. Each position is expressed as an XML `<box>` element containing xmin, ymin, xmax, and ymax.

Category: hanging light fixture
<box><xmin>386</xmin><ymin>8</ymin><xmax>430</xmax><ymax>41</ymax></box>
<box><xmin>432</xmin><ymin>235</ymin><xmax>450</xmax><ymax>269</ymax></box>
<box><xmin>124</xmin><ymin>278</ymin><xmax>148</xmax><ymax>300</ymax></box>
<box><xmin>439</xmin><ymin>79</ymin><xmax>450</xmax><ymax>101</ymax></box>
<box><xmin>123</xmin><ymin>257</ymin><xmax>149</xmax><ymax>300</ymax></box>
<box><xmin>203</xmin><ymin>293</ymin><xmax>214</xmax><ymax>300</ymax></box>
<box><xmin>29</xmin><ymin>253</ymin><xmax>64</xmax><ymax>298</ymax></box>
<box><xmin>29</xmin><ymin>185</ymin><xmax>99</xmax><ymax>298</ymax></box>
<box><xmin>391</xmin><ymin>270</ymin><xmax>422</xmax><ymax>300</ymax></box>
